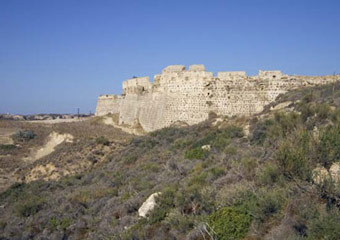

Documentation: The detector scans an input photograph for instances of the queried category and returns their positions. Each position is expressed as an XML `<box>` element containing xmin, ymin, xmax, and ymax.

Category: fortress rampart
<box><xmin>96</xmin><ymin>64</ymin><xmax>340</xmax><ymax>132</ymax></box>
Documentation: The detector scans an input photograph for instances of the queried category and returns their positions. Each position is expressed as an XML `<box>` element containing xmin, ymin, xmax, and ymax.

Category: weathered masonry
<box><xmin>96</xmin><ymin>64</ymin><xmax>339</xmax><ymax>132</ymax></box>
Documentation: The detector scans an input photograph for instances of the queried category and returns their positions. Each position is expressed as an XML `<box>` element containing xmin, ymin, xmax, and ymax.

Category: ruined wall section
<box><xmin>117</xmin><ymin>93</ymin><xmax>170</xmax><ymax>132</ymax></box>
<box><xmin>208</xmin><ymin>78</ymin><xmax>265</xmax><ymax>116</ymax></box>
<box><xmin>122</xmin><ymin>77</ymin><xmax>152</xmax><ymax>95</ymax></box>
<box><xmin>95</xmin><ymin>95</ymin><xmax>122</xmax><ymax>116</ymax></box>
<box><xmin>156</xmin><ymin>65</ymin><xmax>214</xmax><ymax>126</ymax></box>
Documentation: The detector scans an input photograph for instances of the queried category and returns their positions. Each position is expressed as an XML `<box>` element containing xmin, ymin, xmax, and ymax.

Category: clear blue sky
<box><xmin>1</xmin><ymin>0</ymin><xmax>339</xmax><ymax>114</ymax></box>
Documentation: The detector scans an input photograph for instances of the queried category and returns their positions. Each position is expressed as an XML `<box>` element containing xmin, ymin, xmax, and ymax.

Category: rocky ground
<box><xmin>1</xmin><ymin>82</ymin><xmax>340</xmax><ymax>239</ymax></box>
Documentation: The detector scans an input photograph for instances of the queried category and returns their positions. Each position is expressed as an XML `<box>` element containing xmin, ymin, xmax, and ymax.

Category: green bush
<box><xmin>251</xmin><ymin>119</ymin><xmax>274</xmax><ymax>145</ymax></box>
<box><xmin>315</xmin><ymin>103</ymin><xmax>331</xmax><ymax>120</ymax></box>
<box><xmin>129</xmin><ymin>177</ymin><xmax>154</xmax><ymax>192</ymax></box>
<box><xmin>95</xmin><ymin>136</ymin><xmax>110</xmax><ymax>146</ymax></box>
<box><xmin>253</xmin><ymin>188</ymin><xmax>285</xmax><ymax>223</ymax></box>
<box><xmin>298</xmin><ymin>102</ymin><xmax>330</xmax><ymax>124</ymax></box>
<box><xmin>0</xmin><ymin>144</ymin><xmax>16</xmax><ymax>151</ymax></box>
<box><xmin>190</xmin><ymin>125</ymin><xmax>242</xmax><ymax>152</ymax></box>
<box><xmin>252</xmin><ymin>113</ymin><xmax>301</xmax><ymax>146</ymax></box>
<box><xmin>122</xmin><ymin>153</ymin><xmax>138</xmax><ymax>164</ymax></box>
<box><xmin>273</xmin><ymin>112</ymin><xmax>301</xmax><ymax>138</ymax></box>
<box><xmin>0</xmin><ymin>182</ymin><xmax>47</xmax><ymax>203</ymax></box>
<box><xmin>301</xmin><ymin>92</ymin><xmax>314</xmax><ymax>104</ymax></box>
<box><xmin>207</xmin><ymin>206</ymin><xmax>252</xmax><ymax>240</ymax></box>
<box><xmin>15</xmin><ymin>196</ymin><xmax>46</xmax><ymax>217</ymax></box>
<box><xmin>318</xmin><ymin>123</ymin><xmax>340</xmax><ymax>168</ymax></box>
<box><xmin>192</xmin><ymin>133</ymin><xmax>216</xmax><ymax>149</ymax></box>
<box><xmin>0</xmin><ymin>183</ymin><xmax>25</xmax><ymax>202</ymax></box>
<box><xmin>212</xmin><ymin>135</ymin><xmax>231</xmax><ymax>151</ymax></box>
<box><xmin>0</xmin><ymin>221</ymin><xmax>7</xmax><ymax>230</ymax></box>
<box><xmin>209</xmin><ymin>167</ymin><xmax>225</xmax><ymax>180</ymax></box>
<box><xmin>140</xmin><ymin>162</ymin><xmax>161</xmax><ymax>172</ymax></box>
<box><xmin>164</xmin><ymin>209</ymin><xmax>195</xmax><ymax>233</ymax></box>
<box><xmin>12</xmin><ymin>130</ymin><xmax>35</xmax><ymax>142</ymax></box>
<box><xmin>299</xmin><ymin>102</ymin><xmax>316</xmax><ymax>122</ymax></box>
<box><xmin>158</xmin><ymin>186</ymin><xmax>176</xmax><ymax>208</ymax></box>
<box><xmin>184</xmin><ymin>147</ymin><xmax>206</xmax><ymax>159</ymax></box>
<box><xmin>188</xmin><ymin>172</ymin><xmax>209</xmax><ymax>186</ymax></box>
<box><xmin>49</xmin><ymin>217</ymin><xmax>72</xmax><ymax>231</ymax></box>
<box><xmin>307</xmin><ymin>209</ymin><xmax>340</xmax><ymax>240</ymax></box>
<box><xmin>175</xmin><ymin>186</ymin><xmax>203</xmax><ymax>214</ymax></box>
<box><xmin>148</xmin><ymin>206</ymin><xmax>168</xmax><ymax>224</ymax></box>
<box><xmin>276</xmin><ymin>131</ymin><xmax>311</xmax><ymax>180</ymax></box>
<box><xmin>139</xmin><ymin>137</ymin><xmax>159</xmax><ymax>150</ymax></box>
<box><xmin>170</xmin><ymin>138</ymin><xmax>193</xmax><ymax>150</ymax></box>
<box><xmin>258</xmin><ymin>162</ymin><xmax>282</xmax><ymax>186</ymax></box>
<box><xmin>147</xmin><ymin>187</ymin><xmax>176</xmax><ymax>224</ymax></box>
<box><xmin>240</xmin><ymin>158</ymin><xmax>258</xmax><ymax>180</ymax></box>
<box><xmin>331</xmin><ymin>109</ymin><xmax>340</xmax><ymax>123</ymax></box>
<box><xmin>220</xmin><ymin>125</ymin><xmax>244</xmax><ymax>138</ymax></box>
<box><xmin>120</xmin><ymin>219</ymin><xmax>147</xmax><ymax>240</ymax></box>
<box><xmin>149</xmin><ymin>127</ymin><xmax>187</xmax><ymax>140</ymax></box>
<box><xmin>225</xmin><ymin>146</ymin><xmax>237</xmax><ymax>155</ymax></box>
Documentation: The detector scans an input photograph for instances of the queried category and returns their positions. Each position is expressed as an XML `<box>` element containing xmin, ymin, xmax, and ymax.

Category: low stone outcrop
<box><xmin>329</xmin><ymin>163</ymin><xmax>340</xmax><ymax>182</ymax></box>
<box><xmin>138</xmin><ymin>192</ymin><xmax>161</xmax><ymax>218</ymax></box>
<box><xmin>270</xmin><ymin>101</ymin><xmax>293</xmax><ymax>111</ymax></box>
<box><xmin>312</xmin><ymin>166</ymin><xmax>329</xmax><ymax>185</ymax></box>
<box><xmin>312</xmin><ymin>163</ymin><xmax>340</xmax><ymax>184</ymax></box>
<box><xmin>201</xmin><ymin>145</ymin><xmax>211</xmax><ymax>151</ymax></box>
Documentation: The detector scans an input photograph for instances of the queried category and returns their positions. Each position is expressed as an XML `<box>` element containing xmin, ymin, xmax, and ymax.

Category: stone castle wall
<box><xmin>95</xmin><ymin>95</ymin><xmax>122</xmax><ymax>116</ymax></box>
<box><xmin>95</xmin><ymin>65</ymin><xmax>340</xmax><ymax>132</ymax></box>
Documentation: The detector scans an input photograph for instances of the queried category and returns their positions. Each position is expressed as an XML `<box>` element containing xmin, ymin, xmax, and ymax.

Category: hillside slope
<box><xmin>0</xmin><ymin>119</ymin><xmax>132</xmax><ymax>192</ymax></box>
<box><xmin>2</xmin><ymin>82</ymin><xmax>340</xmax><ymax>239</ymax></box>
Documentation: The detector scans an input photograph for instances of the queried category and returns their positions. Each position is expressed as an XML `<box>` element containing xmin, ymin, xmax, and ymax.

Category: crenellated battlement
<box><xmin>96</xmin><ymin>64</ymin><xmax>340</xmax><ymax>132</ymax></box>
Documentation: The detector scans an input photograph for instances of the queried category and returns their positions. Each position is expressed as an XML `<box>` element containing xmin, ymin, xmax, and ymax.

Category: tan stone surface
<box><xmin>312</xmin><ymin>166</ymin><xmax>329</xmax><ymax>184</ymax></box>
<box><xmin>201</xmin><ymin>145</ymin><xmax>211</xmax><ymax>151</ymax></box>
<box><xmin>330</xmin><ymin>163</ymin><xmax>340</xmax><ymax>182</ymax></box>
<box><xmin>270</xmin><ymin>101</ymin><xmax>293</xmax><ymax>111</ymax></box>
<box><xmin>138</xmin><ymin>192</ymin><xmax>161</xmax><ymax>218</ymax></box>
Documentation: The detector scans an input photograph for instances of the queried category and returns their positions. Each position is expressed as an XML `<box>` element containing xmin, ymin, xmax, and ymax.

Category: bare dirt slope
<box><xmin>0</xmin><ymin>118</ymin><xmax>133</xmax><ymax>192</ymax></box>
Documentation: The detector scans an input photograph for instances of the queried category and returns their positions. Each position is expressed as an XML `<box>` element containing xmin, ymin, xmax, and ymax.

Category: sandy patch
<box><xmin>270</xmin><ymin>101</ymin><xmax>293</xmax><ymax>111</ymax></box>
<box><xmin>25</xmin><ymin>158</ymin><xmax>92</xmax><ymax>183</ymax></box>
<box><xmin>26</xmin><ymin>117</ymin><xmax>90</xmax><ymax>124</ymax></box>
<box><xmin>25</xmin><ymin>131</ymin><xmax>74</xmax><ymax>162</ymax></box>
<box><xmin>102</xmin><ymin>116</ymin><xmax>145</xmax><ymax>135</ymax></box>
<box><xmin>0</xmin><ymin>128</ymin><xmax>16</xmax><ymax>145</ymax></box>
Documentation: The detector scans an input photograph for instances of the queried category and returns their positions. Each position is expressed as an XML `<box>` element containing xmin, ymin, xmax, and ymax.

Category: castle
<box><xmin>96</xmin><ymin>64</ymin><xmax>339</xmax><ymax>132</ymax></box>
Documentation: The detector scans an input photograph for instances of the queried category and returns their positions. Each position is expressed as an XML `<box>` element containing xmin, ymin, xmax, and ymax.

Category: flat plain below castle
<box><xmin>96</xmin><ymin>64</ymin><xmax>339</xmax><ymax>132</ymax></box>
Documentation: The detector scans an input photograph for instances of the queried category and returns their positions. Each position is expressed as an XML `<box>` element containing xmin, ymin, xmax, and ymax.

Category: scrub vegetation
<box><xmin>2</xmin><ymin>83</ymin><xmax>340</xmax><ymax>239</ymax></box>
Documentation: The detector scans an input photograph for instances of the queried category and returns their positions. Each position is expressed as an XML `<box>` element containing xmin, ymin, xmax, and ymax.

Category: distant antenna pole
<box><xmin>333</xmin><ymin>72</ymin><xmax>336</xmax><ymax>96</ymax></box>
<box><xmin>77</xmin><ymin>108</ymin><xmax>80</xmax><ymax>119</ymax></box>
